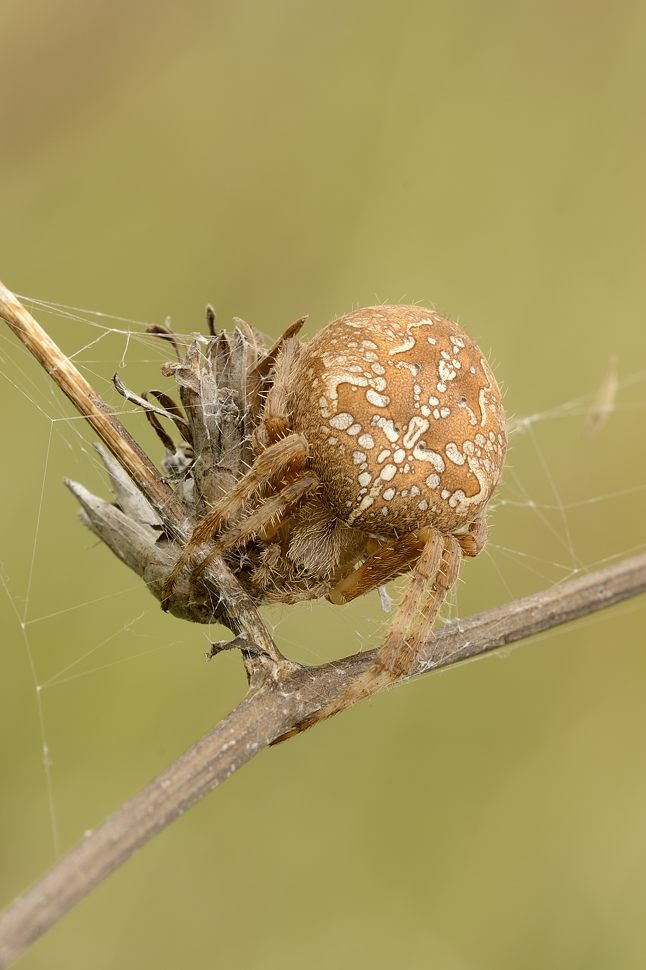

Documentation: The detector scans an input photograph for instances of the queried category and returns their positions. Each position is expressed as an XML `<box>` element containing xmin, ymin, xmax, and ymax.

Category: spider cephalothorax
<box><xmin>159</xmin><ymin>304</ymin><xmax>506</xmax><ymax>681</ymax></box>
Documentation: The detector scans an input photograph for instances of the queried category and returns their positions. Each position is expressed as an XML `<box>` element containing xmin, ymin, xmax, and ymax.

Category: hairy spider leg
<box><xmin>326</xmin><ymin>531</ymin><xmax>430</xmax><ymax>605</ymax></box>
<box><xmin>275</xmin><ymin>532</ymin><xmax>462</xmax><ymax>741</ymax></box>
<box><xmin>454</xmin><ymin>513</ymin><xmax>487</xmax><ymax>559</ymax></box>
<box><xmin>323</xmin><ymin>507</ymin><xmax>486</xmax><ymax>610</ymax></box>
<box><xmin>189</xmin><ymin>475</ymin><xmax>319</xmax><ymax>591</ymax></box>
<box><xmin>253</xmin><ymin>337</ymin><xmax>302</xmax><ymax>448</ymax></box>
<box><xmin>161</xmin><ymin>433</ymin><xmax>308</xmax><ymax>610</ymax></box>
<box><xmin>248</xmin><ymin>318</ymin><xmax>306</xmax><ymax>386</ymax></box>
<box><xmin>375</xmin><ymin>533</ymin><xmax>462</xmax><ymax>678</ymax></box>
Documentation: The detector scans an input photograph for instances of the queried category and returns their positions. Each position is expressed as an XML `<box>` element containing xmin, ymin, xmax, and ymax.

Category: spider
<box><xmin>161</xmin><ymin>304</ymin><xmax>506</xmax><ymax>684</ymax></box>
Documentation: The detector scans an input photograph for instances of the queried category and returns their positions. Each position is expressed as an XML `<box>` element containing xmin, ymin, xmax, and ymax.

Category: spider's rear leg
<box><xmin>161</xmin><ymin>433</ymin><xmax>308</xmax><ymax>610</ymax></box>
<box><xmin>375</xmin><ymin>532</ymin><xmax>462</xmax><ymax>680</ymax></box>
<box><xmin>455</xmin><ymin>512</ymin><xmax>487</xmax><ymax>559</ymax></box>
<box><xmin>373</xmin><ymin>517</ymin><xmax>483</xmax><ymax>676</ymax></box>
<box><xmin>274</xmin><ymin>529</ymin><xmax>461</xmax><ymax>743</ymax></box>
<box><xmin>274</xmin><ymin>530</ymin><xmax>461</xmax><ymax>742</ymax></box>
<box><xmin>327</xmin><ymin>531</ymin><xmax>430</xmax><ymax>605</ymax></box>
<box><xmin>326</xmin><ymin>513</ymin><xmax>480</xmax><ymax>609</ymax></box>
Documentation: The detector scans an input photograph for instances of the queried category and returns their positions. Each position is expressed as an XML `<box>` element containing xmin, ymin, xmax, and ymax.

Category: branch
<box><xmin>1</xmin><ymin>281</ymin><xmax>645</xmax><ymax>967</ymax></box>
<box><xmin>0</xmin><ymin>553</ymin><xmax>644</xmax><ymax>967</ymax></box>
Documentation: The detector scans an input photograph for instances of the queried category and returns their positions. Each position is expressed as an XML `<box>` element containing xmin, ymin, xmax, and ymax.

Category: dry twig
<box><xmin>0</xmin><ymin>281</ymin><xmax>644</xmax><ymax>968</ymax></box>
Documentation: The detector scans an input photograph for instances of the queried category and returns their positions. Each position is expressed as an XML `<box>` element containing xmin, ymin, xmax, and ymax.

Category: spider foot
<box><xmin>373</xmin><ymin>636</ymin><xmax>420</xmax><ymax>681</ymax></box>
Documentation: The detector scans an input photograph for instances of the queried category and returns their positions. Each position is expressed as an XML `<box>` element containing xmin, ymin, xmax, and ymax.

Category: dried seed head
<box><xmin>292</xmin><ymin>305</ymin><xmax>506</xmax><ymax>534</ymax></box>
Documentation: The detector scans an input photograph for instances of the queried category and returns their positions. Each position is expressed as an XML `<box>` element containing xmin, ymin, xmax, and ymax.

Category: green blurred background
<box><xmin>1</xmin><ymin>1</ymin><xmax>646</xmax><ymax>967</ymax></box>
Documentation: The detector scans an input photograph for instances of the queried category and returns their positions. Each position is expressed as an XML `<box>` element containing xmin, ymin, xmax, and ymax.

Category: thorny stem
<box><xmin>1</xmin><ymin>281</ymin><xmax>645</xmax><ymax>967</ymax></box>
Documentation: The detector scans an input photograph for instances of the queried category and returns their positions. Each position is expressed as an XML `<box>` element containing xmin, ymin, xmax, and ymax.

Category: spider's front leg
<box><xmin>188</xmin><ymin>472</ymin><xmax>319</xmax><ymax>591</ymax></box>
<box><xmin>161</xmin><ymin>433</ymin><xmax>308</xmax><ymax>610</ymax></box>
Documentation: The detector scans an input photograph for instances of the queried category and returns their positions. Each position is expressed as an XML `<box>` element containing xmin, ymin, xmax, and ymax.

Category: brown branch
<box><xmin>0</xmin><ymin>553</ymin><xmax>644</xmax><ymax>967</ymax></box>
<box><xmin>1</xmin><ymin>281</ymin><xmax>645</xmax><ymax>967</ymax></box>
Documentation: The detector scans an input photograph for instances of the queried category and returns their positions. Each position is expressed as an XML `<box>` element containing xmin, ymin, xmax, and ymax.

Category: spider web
<box><xmin>0</xmin><ymin>293</ymin><xmax>644</xmax><ymax>872</ymax></box>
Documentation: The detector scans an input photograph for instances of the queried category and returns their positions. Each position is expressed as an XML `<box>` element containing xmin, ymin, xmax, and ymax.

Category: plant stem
<box><xmin>0</xmin><ymin>553</ymin><xmax>644</xmax><ymax>968</ymax></box>
<box><xmin>1</xmin><ymin>281</ymin><xmax>644</xmax><ymax>968</ymax></box>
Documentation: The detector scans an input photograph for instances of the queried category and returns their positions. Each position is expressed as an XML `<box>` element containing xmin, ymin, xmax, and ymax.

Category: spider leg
<box><xmin>245</xmin><ymin>319</ymin><xmax>305</xmax><ymax>436</ymax></box>
<box><xmin>253</xmin><ymin>337</ymin><xmax>302</xmax><ymax>449</ymax></box>
<box><xmin>274</xmin><ymin>531</ymin><xmax>462</xmax><ymax>742</ymax></box>
<box><xmin>189</xmin><ymin>474</ymin><xmax>318</xmax><ymax>591</ymax></box>
<box><xmin>328</xmin><ymin>528</ymin><xmax>463</xmax><ymax>674</ymax></box>
<box><xmin>196</xmin><ymin>432</ymin><xmax>308</xmax><ymax>537</ymax></box>
<box><xmin>161</xmin><ymin>433</ymin><xmax>308</xmax><ymax>610</ymax></box>
<box><xmin>203</xmin><ymin>475</ymin><xmax>318</xmax><ymax>558</ymax></box>
<box><xmin>326</xmin><ymin>509</ymin><xmax>484</xmax><ymax>608</ymax></box>
<box><xmin>375</xmin><ymin>533</ymin><xmax>462</xmax><ymax>678</ymax></box>
<box><xmin>327</xmin><ymin>531</ymin><xmax>429</xmax><ymax>605</ymax></box>
<box><xmin>455</xmin><ymin>513</ymin><xmax>487</xmax><ymax>559</ymax></box>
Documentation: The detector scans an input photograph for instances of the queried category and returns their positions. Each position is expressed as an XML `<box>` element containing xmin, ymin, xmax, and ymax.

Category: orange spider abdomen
<box><xmin>292</xmin><ymin>305</ymin><xmax>507</xmax><ymax>535</ymax></box>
